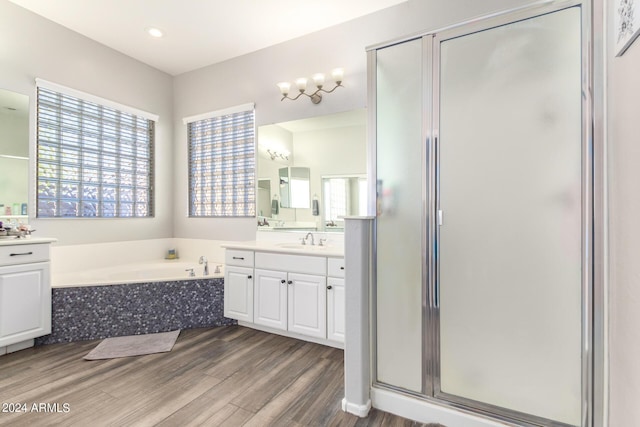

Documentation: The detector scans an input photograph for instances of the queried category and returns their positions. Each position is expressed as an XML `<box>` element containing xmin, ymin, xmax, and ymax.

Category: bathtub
<box><xmin>52</xmin><ymin>260</ymin><xmax>225</xmax><ymax>288</ymax></box>
<box><xmin>40</xmin><ymin>238</ymin><xmax>234</xmax><ymax>345</ymax></box>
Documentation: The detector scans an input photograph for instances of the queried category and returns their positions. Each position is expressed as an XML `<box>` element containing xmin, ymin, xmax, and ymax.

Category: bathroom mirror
<box><xmin>279</xmin><ymin>167</ymin><xmax>310</xmax><ymax>208</ymax></box>
<box><xmin>257</xmin><ymin>109</ymin><xmax>367</xmax><ymax>232</ymax></box>
<box><xmin>0</xmin><ymin>88</ymin><xmax>30</xmax><ymax>223</ymax></box>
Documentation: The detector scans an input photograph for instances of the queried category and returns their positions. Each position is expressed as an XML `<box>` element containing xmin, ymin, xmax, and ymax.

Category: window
<box><xmin>186</xmin><ymin>103</ymin><xmax>256</xmax><ymax>217</ymax></box>
<box><xmin>36</xmin><ymin>80</ymin><xmax>156</xmax><ymax>218</ymax></box>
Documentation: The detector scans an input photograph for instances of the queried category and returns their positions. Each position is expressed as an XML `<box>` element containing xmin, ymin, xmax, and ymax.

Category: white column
<box><xmin>342</xmin><ymin>216</ymin><xmax>374</xmax><ymax>417</ymax></box>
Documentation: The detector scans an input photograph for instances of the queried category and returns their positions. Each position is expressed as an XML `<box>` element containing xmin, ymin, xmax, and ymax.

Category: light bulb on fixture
<box><xmin>295</xmin><ymin>78</ymin><xmax>308</xmax><ymax>92</ymax></box>
<box><xmin>312</xmin><ymin>73</ymin><xmax>325</xmax><ymax>88</ymax></box>
<box><xmin>277</xmin><ymin>82</ymin><xmax>291</xmax><ymax>97</ymax></box>
<box><xmin>331</xmin><ymin>68</ymin><xmax>344</xmax><ymax>84</ymax></box>
<box><xmin>276</xmin><ymin>68</ymin><xmax>345</xmax><ymax>104</ymax></box>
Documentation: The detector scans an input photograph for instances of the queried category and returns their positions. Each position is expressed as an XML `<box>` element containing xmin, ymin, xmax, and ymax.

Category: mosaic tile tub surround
<box><xmin>35</xmin><ymin>278</ymin><xmax>236</xmax><ymax>345</ymax></box>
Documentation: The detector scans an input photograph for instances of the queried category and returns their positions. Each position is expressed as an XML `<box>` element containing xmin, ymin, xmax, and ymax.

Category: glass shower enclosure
<box><xmin>371</xmin><ymin>2</ymin><xmax>594</xmax><ymax>426</ymax></box>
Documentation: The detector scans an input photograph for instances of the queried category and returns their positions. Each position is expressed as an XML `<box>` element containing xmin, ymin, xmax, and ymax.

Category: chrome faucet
<box><xmin>199</xmin><ymin>256</ymin><xmax>209</xmax><ymax>276</ymax></box>
<box><xmin>303</xmin><ymin>232</ymin><xmax>315</xmax><ymax>246</ymax></box>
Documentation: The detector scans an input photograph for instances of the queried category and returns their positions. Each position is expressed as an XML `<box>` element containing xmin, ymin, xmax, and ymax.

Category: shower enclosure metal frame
<box><xmin>367</xmin><ymin>0</ymin><xmax>606</xmax><ymax>426</ymax></box>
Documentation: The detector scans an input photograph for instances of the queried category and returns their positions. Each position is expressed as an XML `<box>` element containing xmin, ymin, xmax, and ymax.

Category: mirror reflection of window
<box><xmin>324</xmin><ymin>178</ymin><xmax>347</xmax><ymax>221</ymax></box>
<box><xmin>358</xmin><ymin>177</ymin><xmax>367</xmax><ymax>215</ymax></box>
<box><xmin>322</xmin><ymin>175</ymin><xmax>367</xmax><ymax>226</ymax></box>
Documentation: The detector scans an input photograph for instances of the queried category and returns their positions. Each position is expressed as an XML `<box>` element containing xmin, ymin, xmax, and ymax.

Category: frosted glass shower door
<box><xmin>437</xmin><ymin>7</ymin><xmax>583</xmax><ymax>425</ymax></box>
<box><xmin>375</xmin><ymin>38</ymin><xmax>424</xmax><ymax>393</ymax></box>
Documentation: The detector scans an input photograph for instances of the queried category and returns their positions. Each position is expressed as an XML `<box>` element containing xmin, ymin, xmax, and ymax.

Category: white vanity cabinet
<box><xmin>0</xmin><ymin>240</ymin><xmax>55</xmax><ymax>353</ymax></box>
<box><xmin>254</xmin><ymin>268</ymin><xmax>327</xmax><ymax>338</ymax></box>
<box><xmin>327</xmin><ymin>257</ymin><xmax>345</xmax><ymax>343</ymax></box>
<box><xmin>222</xmin><ymin>243</ymin><xmax>344</xmax><ymax>348</ymax></box>
<box><xmin>223</xmin><ymin>250</ymin><xmax>254</xmax><ymax>322</ymax></box>
<box><xmin>254</xmin><ymin>252</ymin><xmax>327</xmax><ymax>339</ymax></box>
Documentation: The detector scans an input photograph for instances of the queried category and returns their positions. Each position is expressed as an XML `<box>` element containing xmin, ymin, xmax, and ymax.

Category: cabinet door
<box><xmin>0</xmin><ymin>262</ymin><xmax>51</xmax><ymax>347</ymax></box>
<box><xmin>254</xmin><ymin>269</ymin><xmax>287</xmax><ymax>330</ymax></box>
<box><xmin>288</xmin><ymin>273</ymin><xmax>326</xmax><ymax>338</ymax></box>
<box><xmin>224</xmin><ymin>266</ymin><xmax>254</xmax><ymax>322</ymax></box>
<box><xmin>327</xmin><ymin>277</ymin><xmax>345</xmax><ymax>343</ymax></box>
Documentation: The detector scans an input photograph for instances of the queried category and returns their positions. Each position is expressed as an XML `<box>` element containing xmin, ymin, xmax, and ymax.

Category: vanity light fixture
<box><xmin>277</xmin><ymin>68</ymin><xmax>344</xmax><ymax>104</ymax></box>
<box><xmin>267</xmin><ymin>149</ymin><xmax>289</xmax><ymax>161</ymax></box>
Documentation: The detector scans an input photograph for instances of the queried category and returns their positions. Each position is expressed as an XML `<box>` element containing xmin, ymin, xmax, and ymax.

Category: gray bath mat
<box><xmin>84</xmin><ymin>330</ymin><xmax>180</xmax><ymax>360</ymax></box>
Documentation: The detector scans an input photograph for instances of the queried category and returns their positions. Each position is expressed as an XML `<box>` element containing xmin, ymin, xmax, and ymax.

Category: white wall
<box><xmin>607</xmin><ymin>0</ymin><xmax>640</xmax><ymax>423</ymax></box>
<box><xmin>172</xmin><ymin>0</ymin><xmax>535</xmax><ymax>241</ymax></box>
<box><xmin>0</xmin><ymin>0</ymin><xmax>174</xmax><ymax>245</ymax></box>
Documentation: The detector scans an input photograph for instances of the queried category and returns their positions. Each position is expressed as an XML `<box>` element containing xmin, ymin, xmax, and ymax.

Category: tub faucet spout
<box><xmin>199</xmin><ymin>256</ymin><xmax>209</xmax><ymax>276</ymax></box>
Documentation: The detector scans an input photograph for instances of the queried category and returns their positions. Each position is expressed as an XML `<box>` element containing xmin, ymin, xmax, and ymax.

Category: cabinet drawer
<box><xmin>0</xmin><ymin>244</ymin><xmax>50</xmax><ymax>267</ymax></box>
<box><xmin>327</xmin><ymin>258</ymin><xmax>345</xmax><ymax>278</ymax></box>
<box><xmin>225</xmin><ymin>249</ymin><xmax>254</xmax><ymax>267</ymax></box>
<box><xmin>255</xmin><ymin>252</ymin><xmax>326</xmax><ymax>275</ymax></box>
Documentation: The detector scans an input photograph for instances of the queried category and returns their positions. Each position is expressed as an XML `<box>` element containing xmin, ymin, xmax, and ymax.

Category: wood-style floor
<box><xmin>0</xmin><ymin>326</ymin><xmax>441</xmax><ymax>426</ymax></box>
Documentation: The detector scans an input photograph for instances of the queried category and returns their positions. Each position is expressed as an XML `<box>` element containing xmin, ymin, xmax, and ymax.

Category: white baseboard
<box><xmin>237</xmin><ymin>321</ymin><xmax>344</xmax><ymax>349</ymax></box>
<box><xmin>342</xmin><ymin>397</ymin><xmax>372</xmax><ymax>417</ymax></box>
<box><xmin>371</xmin><ymin>388</ymin><xmax>511</xmax><ymax>427</ymax></box>
<box><xmin>2</xmin><ymin>339</ymin><xmax>34</xmax><ymax>356</ymax></box>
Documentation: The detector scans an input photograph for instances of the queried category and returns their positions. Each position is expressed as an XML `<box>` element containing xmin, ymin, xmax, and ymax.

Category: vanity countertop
<box><xmin>0</xmin><ymin>237</ymin><xmax>57</xmax><ymax>247</ymax></box>
<box><xmin>221</xmin><ymin>241</ymin><xmax>344</xmax><ymax>257</ymax></box>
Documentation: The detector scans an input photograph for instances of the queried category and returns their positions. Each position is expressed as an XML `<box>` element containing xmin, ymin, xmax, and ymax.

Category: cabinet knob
<box><xmin>248</xmin><ymin>275</ymin><xmax>252</xmax><ymax>279</ymax></box>
<box><xmin>281</xmin><ymin>279</ymin><xmax>286</xmax><ymax>284</ymax></box>
<box><xmin>287</xmin><ymin>280</ymin><xmax>293</xmax><ymax>285</ymax></box>
<box><xmin>340</xmin><ymin>266</ymin><xmax>344</xmax><ymax>270</ymax></box>
<box><xmin>327</xmin><ymin>285</ymin><xmax>333</xmax><ymax>290</ymax></box>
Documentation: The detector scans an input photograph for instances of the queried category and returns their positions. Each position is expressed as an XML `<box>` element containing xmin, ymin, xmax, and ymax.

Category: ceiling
<box><xmin>9</xmin><ymin>0</ymin><xmax>407</xmax><ymax>76</ymax></box>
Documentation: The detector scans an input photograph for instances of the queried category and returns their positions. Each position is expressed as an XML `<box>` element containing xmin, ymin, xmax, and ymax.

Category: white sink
<box><xmin>276</xmin><ymin>243</ymin><xmax>328</xmax><ymax>251</ymax></box>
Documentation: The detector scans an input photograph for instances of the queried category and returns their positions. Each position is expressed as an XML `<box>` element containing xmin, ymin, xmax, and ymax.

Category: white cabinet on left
<box><xmin>0</xmin><ymin>240</ymin><xmax>55</xmax><ymax>353</ymax></box>
<box><xmin>224</xmin><ymin>250</ymin><xmax>255</xmax><ymax>322</ymax></box>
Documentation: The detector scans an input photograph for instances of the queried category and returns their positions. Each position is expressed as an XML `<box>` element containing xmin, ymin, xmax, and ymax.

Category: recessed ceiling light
<box><xmin>146</xmin><ymin>27</ymin><xmax>164</xmax><ymax>38</ymax></box>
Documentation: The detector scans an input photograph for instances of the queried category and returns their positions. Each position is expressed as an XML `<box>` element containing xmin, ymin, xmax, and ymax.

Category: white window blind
<box><xmin>187</xmin><ymin>104</ymin><xmax>255</xmax><ymax>217</ymax></box>
<box><xmin>36</xmin><ymin>85</ymin><xmax>155</xmax><ymax>218</ymax></box>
